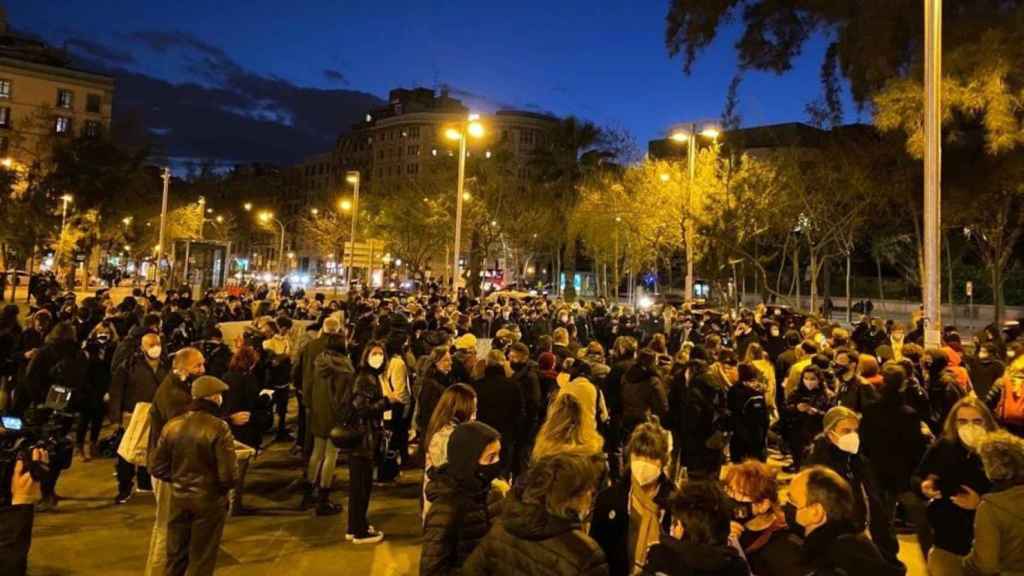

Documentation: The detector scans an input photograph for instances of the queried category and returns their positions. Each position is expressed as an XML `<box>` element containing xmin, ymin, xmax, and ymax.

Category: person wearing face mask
<box><xmin>783</xmin><ymin>365</ymin><xmax>831</xmax><ymax>472</ymax></box>
<box><xmin>787</xmin><ymin>466</ymin><xmax>904</xmax><ymax>576</ymax></box>
<box><xmin>144</xmin><ymin>347</ymin><xmax>205</xmax><ymax>576</ymax></box>
<box><xmin>420</xmin><ymin>421</ymin><xmax>504</xmax><ymax>576</ymax></box>
<box><xmin>915</xmin><ymin>397</ymin><xmax>997</xmax><ymax>576</ymax></box>
<box><xmin>968</xmin><ymin>343</ymin><xmax>1005</xmax><ymax>402</ymax></box>
<box><xmin>77</xmin><ymin>322</ymin><xmax>118</xmax><ymax>461</ymax></box>
<box><xmin>805</xmin><ymin>406</ymin><xmax>904</xmax><ymax>569</ymax></box>
<box><xmin>110</xmin><ymin>332</ymin><xmax>168</xmax><ymax>505</ymax></box>
<box><xmin>639</xmin><ymin>480</ymin><xmax>749</xmax><ymax>576</ymax></box>
<box><xmin>590</xmin><ymin>420</ymin><xmax>674</xmax><ymax>576</ymax></box>
<box><xmin>463</xmin><ymin>452</ymin><xmax>609</xmax><ymax>576</ymax></box>
<box><xmin>722</xmin><ymin>460</ymin><xmax>805</xmax><ymax>576</ymax></box>
<box><xmin>150</xmin><ymin>376</ymin><xmax>237</xmax><ymax>576</ymax></box>
<box><xmin>832</xmin><ymin>348</ymin><xmax>877</xmax><ymax>413</ymax></box>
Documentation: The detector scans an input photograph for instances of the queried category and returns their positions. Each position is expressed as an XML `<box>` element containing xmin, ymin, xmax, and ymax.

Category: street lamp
<box><xmin>446</xmin><ymin>113</ymin><xmax>486</xmax><ymax>292</ymax></box>
<box><xmin>338</xmin><ymin>199</ymin><xmax>352</xmax><ymax>212</ymax></box>
<box><xmin>310</xmin><ymin>208</ymin><xmax>319</xmax><ymax>217</ymax></box>
<box><xmin>345</xmin><ymin>171</ymin><xmax>360</xmax><ymax>288</ymax></box>
<box><xmin>668</xmin><ymin>123</ymin><xmax>720</xmax><ymax>304</ymax></box>
<box><xmin>923</xmin><ymin>0</ymin><xmax>943</xmax><ymax>346</ymax></box>
<box><xmin>258</xmin><ymin>211</ymin><xmax>286</xmax><ymax>277</ymax></box>
<box><xmin>243</xmin><ymin>202</ymin><xmax>252</xmax><ymax>212</ymax></box>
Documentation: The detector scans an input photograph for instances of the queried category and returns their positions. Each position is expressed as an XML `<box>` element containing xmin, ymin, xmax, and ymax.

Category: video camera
<box><xmin>0</xmin><ymin>386</ymin><xmax>76</xmax><ymax>507</ymax></box>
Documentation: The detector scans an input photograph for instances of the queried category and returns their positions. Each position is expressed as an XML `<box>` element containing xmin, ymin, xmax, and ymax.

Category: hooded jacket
<box><xmin>640</xmin><ymin>534</ymin><xmax>750</xmax><ymax>576</ymax></box>
<box><xmin>963</xmin><ymin>484</ymin><xmax>1024</xmax><ymax>576</ymax></box>
<box><xmin>309</xmin><ymin>348</ymin><xmax>354</xmax><ymax>438</ymax></box>
<box><xmin>463</xmin><ymin>497</ymin><xmax>609</xmax><ymax>576</ymax></box>
<box><xmin>621</xmin><ymin>363</ymin><xmax>669</xmax><ymax>433</ymax></box>
<box><xmin>420</xmin><ymin>421</ymin><xmax>503</xmax><ymax>576</ymax></box>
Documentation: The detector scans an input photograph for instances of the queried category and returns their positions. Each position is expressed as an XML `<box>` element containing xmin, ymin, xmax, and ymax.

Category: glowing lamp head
<box><xmin>701</xmin><ymin>128</ymin><xmax>721</xmax><ymax>140</ymax></box>
<box><xmin>467</xmin><ymin>121</ymin><xmax>485</xmax><ymax>138</ymax></box>
<box><xmin>216</xmin><ymin>215</ymin><xmax>224</xmax><ymax>223</ymax></box>
<box><xmin>243</xmin><ymin>202</ymin><xmax>253</xmax><ymax>211</ymax></box>
<box><xmin>1</xmin><ymin>158</ymin><xmax>12</xmax><ymax>168</ymax></box>
<box><xmin>345</xmin><ymin>172</ymin><xmax>359</xmax><ymax>184</ymax></box>
<box><xmin>670</xmin><ymin>132</ymin><xmax>690</xmax><ymax>143</ymax></box>
<box><xmin>445</xmin><ymin>128</ymin><xmax>463</xmax><ymax>141</ymax></box>
<box><xmin>659</xmin><ymin>173</ymin><xmax>671</xmax><ymax>183</ymax></box>
<box><xmin>339</xmin><ymin>199</ymin><xmax>352</xmax><ymax>211</ymax></box>
<box><xmin>61</xmin><ymin>194</ymin><xmax>73</xmax><ymax>203</ymax></box>
<box><xmin>259</xmin><ymin>211</ymin><xmax>272</xmax><ymax>222</ymax></box>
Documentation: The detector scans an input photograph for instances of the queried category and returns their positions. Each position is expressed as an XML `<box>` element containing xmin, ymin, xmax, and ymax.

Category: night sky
<box><xmin>11</xmin><ymin>0</ymin><xmax>859</xmax><ymax>163</ymax></box>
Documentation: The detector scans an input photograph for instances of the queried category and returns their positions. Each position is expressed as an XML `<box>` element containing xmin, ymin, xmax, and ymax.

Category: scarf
<box><xmin>629</xmin><ymin>476</ymin><xmax>662</xmax><ymax>572</ymax></box>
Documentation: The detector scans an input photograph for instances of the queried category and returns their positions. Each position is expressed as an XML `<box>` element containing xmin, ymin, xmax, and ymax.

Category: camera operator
<box><xmin>1</xmin><ymin>448</ymin><xmax>46</xmax><ymax>576</ymax></box>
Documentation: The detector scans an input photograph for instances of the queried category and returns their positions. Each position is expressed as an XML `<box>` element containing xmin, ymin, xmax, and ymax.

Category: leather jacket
<box><xmin>151</xmin><ymin>400</ymin><xmax>238</xmax><ymax>501</ymax></box>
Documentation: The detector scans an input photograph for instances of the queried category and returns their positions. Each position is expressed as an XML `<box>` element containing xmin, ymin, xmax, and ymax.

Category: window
<box><xmin>409</xmin><ymin>126</ymin><xmax>420</xmax><ymax>139</ymax></box>
<box><xmin>55</xmin><ymin>116</ymin><xmax>72</xmax><ymax>135</ymax></box>
<box><xmin>86</xmin><ymin>94</ymin><xmax>102</xmax><ymax>113</ymax></box>
<box><xmin>407</xmin><ymin>145</ymin><xmax>419</xmax><ymax>156</ymax></box>
<box><xmin>407</xmin><ymin>163</ymin><xmax>419</xmax><ymax>175</ymax></box>
<box><xmin>520</xmin><ymin>130</ymin><xmax>535</xmax><ymax>145</ymax></box>
<box><xmin>0</xmin><ymin>136</ymin><xmax>8</xmax><ymax>156</ymax></box>
<box><xmin>0</xmin><ymin>107</ymin><xmax>10</xmax><ymax>128</ymax></box>
<box><xmin>57</xmin><ymin>89</ymin><xmax>73</xmax><ymax>109</ymax></box>
<box><xmin>83</xmin><ymin>120</ymin><xmax>101</xmax><ymax>137</ymax></box>
<box><xmin>0</xmin><ymin>80</ymin><xmax>10</xmax><ymax>99</ymax></box>
<box><xmin>378</xmin><ymin>149</ymin><xmax>385</xmax><ymax>160</ymax></box>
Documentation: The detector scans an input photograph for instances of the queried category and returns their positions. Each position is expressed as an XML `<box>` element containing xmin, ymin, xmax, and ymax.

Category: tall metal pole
<box><xmin>923</xmin><ymin>0</ymin><xmax>943</xmax><ymax>348</ymax></box>
<box><xmin>452</xmin><ymin>128</ymin><xmax>467</xmax><ymax>293</ymax></box>
<box><xmin>346</xmin><ymin>172</ymin><xmax>360</xmax><ymax>288</ymax></box>
<box><xmin>276</xmin><ymin>219</ymin><xmax>286</xmax><ymax>277</ymax></box>
<box><xmin>156</xmin><ymin>167</ymin><xmax>170</xmax><ymax>290</ymax></box>
<box><xmin>685</xmin><ymin>123</ymin><xmax>697</xmax><ymax>303</ymax></box>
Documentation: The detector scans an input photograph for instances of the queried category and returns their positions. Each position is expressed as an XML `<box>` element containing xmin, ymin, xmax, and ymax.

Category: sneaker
<box><xmin>115</xmin><ymin>490</ymin><xmax>133</xmax><ymax>505</ymax></box>
<box><xmin>346</xmin><ymin>526</ymin><xmax>376</xmax><ymax>541</ymax></box>
<box><xmin>351</xmin><ymin>530</ymin><xmax>384</xmax><ymax>545</ymax></box>
<box><xmin>136</xmin><ymin>486</ymin><xmax>153</xmax><ymax>494</ymax></box>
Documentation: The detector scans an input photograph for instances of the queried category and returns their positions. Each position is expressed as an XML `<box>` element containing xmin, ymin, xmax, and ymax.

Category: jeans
<box><xmin>143</xmin><ymin>478</ymin><xmax>171</xmax><ymax>576</ymax></box>
<box><xmin>348</xmin><ymin>455</ymin><xmax>374</xmax><ymax>536</ymax></box>
<box><xmin>165</xmin><ymin>496</ymin><xmax>227</xmax><ymax>576</ymax></box>
<box><xmin>307</xmin><ymin>436</ymin><xmax>338</xmax><ymax>489</ymax></box>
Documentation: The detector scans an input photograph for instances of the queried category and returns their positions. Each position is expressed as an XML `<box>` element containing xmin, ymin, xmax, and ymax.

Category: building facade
<box><xmin>0</xmin><ymin>9</ymin><xmax>115</xmax><ymax>169</ymax></box>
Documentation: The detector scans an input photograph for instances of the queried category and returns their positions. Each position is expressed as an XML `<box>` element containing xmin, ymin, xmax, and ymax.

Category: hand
<box><xmin>952</xmin><ymin>485</ymin><xmax>981</xmax><ymax>510</ymax></box>
<box><xmin>729</xmin><ymin>521</ymin><xmax>745</xmax><ymax>540</ymax></box>
<box><xmin>797</xmin><ymin>403</ymin><xmax>810</xmax><ymax>413</ymax></box>
<box><xmin>229</xmin><ymin>412</ymin><xmax>251</xmax><ymax>426</ymax></box>
<box><xmin>921</xmin><ymin>477</ymin><xmax>941</xmax><ymax>499</ymax></box>
<box><xmin>11</xmin><ymin>449</ymin><xmax>45</xmax><ymax>506</ymax></box>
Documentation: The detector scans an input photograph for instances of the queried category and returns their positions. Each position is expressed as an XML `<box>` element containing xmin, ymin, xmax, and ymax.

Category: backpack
<box><xmin>998</xmin><ymin>381</ymin><xmax>1024</xmax><ymax>427</ymax></box>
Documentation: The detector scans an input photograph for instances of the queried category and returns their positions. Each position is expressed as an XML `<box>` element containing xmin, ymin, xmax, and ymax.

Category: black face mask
<box><xmin>730</xmin><ymin>498</ymin><xmax>756</xmax><ymax>522</ymax></box>
<box><xmin>510</xmin><ymin>361</ymin><xmax>526</xmax><ymax>372</ymax></box>
<box><xmin>477</xmin><ymin>462</ymin><xmax>503</xmax><ymax>483</ymax></box>
<box><xmin>782</xmin><ymin>502</ymin><xmax>802</xmax><ymax>535</ymax></box>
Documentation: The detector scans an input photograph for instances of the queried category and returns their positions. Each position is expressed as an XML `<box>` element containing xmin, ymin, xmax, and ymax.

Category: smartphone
<box><xmin>1</xmin><ymin>415</ymin><xmax>23</xmax><ymax>431</ymax></box>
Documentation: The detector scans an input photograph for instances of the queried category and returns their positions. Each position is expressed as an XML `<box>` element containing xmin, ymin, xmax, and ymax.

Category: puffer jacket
<box><xmin>640</xmin><ymin>535</ymin><xmax>749</xmax><ymax>576</ymax></box>
<box><xmin>620</xmin><ymin>363</ymin><xmax>668</xmax><ymax>432</ymax></box>
<box><xmin>351</xmin><ymin>367</ymin><xmax>392</xmax><ymax>458</ymax></box>
<box><xmin>150</xmin><ymin>399</ymin><xmax>238</xmax><ymax>502</ymax></box>
<box><xmin>308</xmin><ymin>350</ymin><xmax>354</xmax><ymax>438</ymax></box>
<box><xmin>964</xmin><ymin>484</ymin><xmax>1024</xmax><ymax>576</ymax></box>
<box><xmin>463</xmin><ymin>497</ymin><xmax>609</xmax><ymax>576</ymax></box>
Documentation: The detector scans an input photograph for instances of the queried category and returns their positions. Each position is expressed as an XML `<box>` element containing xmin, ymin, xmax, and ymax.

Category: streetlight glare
<box><xmin>339</xmin><ymin>199</ymin><xmax>352</xmax><ymax>211</ymax></box>
<box><xmin>310</xmin><ymin>208</ymin><xmax>319</xmax><ymax>216</ymax></box>
<box><xmin>216</xmin><ymin>215</ymin><xmax>224</xmax><ymax>223</ymax></box>
<box><xmin>467</xmin><ymin>121</ymin><xmax>485</xmax><ymax>138</ymax></box>
<box><xmin>659</xmin><ymin>173</ymin><xmax>671</xmax><ymax>182</ymax></box>
<box><xmin>462</xmin><ymin>192</ymin><xmax>471</xmax><ymax>201</ymax></box>
<box><xmin>259</xmin><ymin>211</ymin><xmax>273</xmax><ymax>222</ymax></box>
<box><xmin>700</xmin><ymin>127</ymin><xmax>721</xmax><ymax>139</ymax></box>
<box><xmin>345</xmin><ymin>172</ymin><xmax>359</xmax><ymax>184</ymax></box>
<box><xmin>243</xmin><ymin>202</ymin><xmax>253</xmax><ymax>211</ymax></box>
<box><xmin>61</xmin><ymin>194</ymin><xmax>73</xmax><ymax>202</ymax></box>
<box><xmin>122</xmin><ymin>216</ymin><xmax>132</xmax><ymax>225</ymax></box>
<box><xmin>1</xmin><ymin>158</ymin><xmax>12</xmax><ymax>168</ymax></box>
<box><xmin>670</xmin><ymin>132</ymin><xmax>690</xmax><ymax>142</ymax></box>
<box><xmin>445</xmin><ymin>127</ymin><xmax>462</xmax><ymax>141</ymax></box>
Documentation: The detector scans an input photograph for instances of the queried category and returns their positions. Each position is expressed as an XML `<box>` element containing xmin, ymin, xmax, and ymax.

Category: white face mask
<box><xmin>834</xmin><ymin>431</ymin><xmax>860</xmax><ymax>454</ymax></box>
<box><xmin>630</xmin><ymin>460</ymin><xmax>661</xmax><ymax>486</ymax></box>
<box><xmin>368</xmin><ymin>354</ymin><xmax>385</xmax><ymax>369</ymax></box>
<box><xmin>146</xmin><ymin>345</ymin><xmax>162</xmax><ymax>360</ymax></box>
<box><xmin>958</xmin><ymin>424</ymin><xmax>986</xmax><ymax>449</ymax></box>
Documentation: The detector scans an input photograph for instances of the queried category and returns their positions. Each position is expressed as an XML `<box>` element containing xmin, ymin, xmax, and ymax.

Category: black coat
<box><xmin>222</xmin><ymin>369</ymin><xmax>266</xmax><ymax>449</ymax></box>
<box><xmin>420</xmin><ymin>468</ymin><xmax>498</xmax><ymax>576</ymax></box>
<box><xmin>914</xmin><ymin>438</ymin><xmax>992</xmax><ymax>555</ymax></box>
<box><xmin>589</xmin><ymin>474</ymin><xmax>674</xmax><ymax>576</ymax></box>
<box><xmin>471</xmin><ymin>366</ymin><xmax>524</xmax><ymax>447</ymax></box>
<box><xmin>967</xmin><ymin>356</ymin><xmax>1005</xmax><ymax>400</ymax></box>
<box><xmin>800</xmin><ymin>521</ymin><xmax>903</xmax><ymax>576</ymax></box>
<box><xmin>416</xmin><ymin>370</ymin><xmax>449</xmax><ymax>437</ymax></box>
<box><xmin>510</xmin><ymin>362</ymin><xmax>543</xmax><ymax>440</ymax></box>
<box><xmin>727</xmin><ymin>380</ymin><xmax>769</xmax><ymax>462</ymax></box>
<box><xmin>860</xmin><ymin>397</ymin><xmax>928</xmax><ymax>493</ymax></box>
<box><xmin>680</xmin><ymin>370</ymin><xmax>728</xmax><ymax>477</ymax></box>
<box><xmin>640</xmin><ymin>535</ymin><xmax>750</xmax><ymax>576</ymax></box>
<box><xmin>108</xmin><ymin>353</ymin><xmax>168</xmax><ymax>423</ymax></box>
<box><xmin>463</xmin><ymin>497</ymin><xmax>609</xmax><ymax>576</ymax></box>
<box><xmin>0</xmin><ymin>504</ymin><xmax>33</xmax><ymax>576</ymax></box>
<box><xmin>19</xmin><ymin>340</ymin><xmax>87</xmax><ymax>412</ymax></box>
<box><xmin>620</xmin><ymin>363</ymin><xmax>669</xmax><ymax>433</ymax></box>
<box><xmin>352</xmin><ymin>368</ymin><xmax>392</xmax><ymax>458</ymax></box>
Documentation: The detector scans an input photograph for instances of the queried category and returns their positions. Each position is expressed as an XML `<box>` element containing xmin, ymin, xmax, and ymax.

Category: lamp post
<box><xmin>259</xmin><ymin>211</ymin><xmax>286</xmax><ymax>277</ymax></box>
<box><xmin>446</xmin><ymin>114</ymin><xmax>486</xmax><ymax>293</ymax></box>
<box><xmin>345</xmin><ymin>171</ymin><xmax>360</xmax><ymax>289</ymax></box>
<box><xmin>669</xmin><ymin>124</ymin><xmax>719</xmax><ymax>303</ymax></box>
<box><xmin>923</xmin><ymin>0</ymin><xmax>943</xmax><ymax>348</ymax></box>
<box><xmin>156</xmin><ymin>168</ymin><xmax>170</xmax><ymax>289</ymax></box>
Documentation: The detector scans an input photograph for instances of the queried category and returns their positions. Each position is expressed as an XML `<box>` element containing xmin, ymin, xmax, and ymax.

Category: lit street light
<box><xmin>339</xmin><ymin>199</ymin><xmax>352</xmax><ymax>212</ymax></box>
<box><xmin>668</xmin><ymin>123</ymin><xmax>720</xmax><ymax>304</ymax></box>
<box><xmin>258</xmin><ymin>211</ymin><xmax>286</xmax><ymax>276</ymax></box>
<box><xmin>446</xmin><ymin>113</ymin><xmax>486</xmax><ymax>292</ymax></box>
<box><xmin>923</xmin><ymin>0</ymin><xmax>942</xmax><ymax>347</ymax></box>
<box><xmin>345</xmin><ymin>171</ymin><xmax>360</xmax><ymax>288</ymax></box>
<box><xmin>243</xmin><ymin>202</ymin><xmax>253</xmax><ymax>211</ymax></box>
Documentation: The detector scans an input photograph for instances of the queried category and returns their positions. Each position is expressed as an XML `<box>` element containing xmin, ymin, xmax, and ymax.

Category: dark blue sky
<box><xmin>12</xmin><ymin>0</ymin><xmax>859</xmax><ymax>152</ymax></box>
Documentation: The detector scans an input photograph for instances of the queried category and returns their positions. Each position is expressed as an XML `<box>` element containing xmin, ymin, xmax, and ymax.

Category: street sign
<box><xmin>965</xmin><ymin>281</ymin><xmax>973</xmax><ymax>297</ymax></box>
<box><xmin>342</xmin><ymin>239</ymin><xmax>387</xmax><ymax>269</ymax></box>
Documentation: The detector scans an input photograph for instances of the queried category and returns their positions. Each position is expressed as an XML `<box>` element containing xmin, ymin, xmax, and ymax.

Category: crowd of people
<box><xmin>2</xmin><ymin>280</ymin><xmax>1024</xmax><ymax>576</ymax></box>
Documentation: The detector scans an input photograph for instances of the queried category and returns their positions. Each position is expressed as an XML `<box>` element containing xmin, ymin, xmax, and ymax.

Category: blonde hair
<box><xmin>531</xmin><ymin>393</ymin><xmax>603</xmax><ymax>462</ymax></box>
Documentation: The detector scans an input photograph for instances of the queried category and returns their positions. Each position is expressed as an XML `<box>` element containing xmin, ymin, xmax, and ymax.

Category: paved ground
<box><xmin>29</xmin><ymin>434</ymin><xmax>425</xmax><ymax>576</ymax></box>
<box><xmin>28</xmin><ymin>429</ymin><xmax>929</xmax><ymax>576</ymax></box>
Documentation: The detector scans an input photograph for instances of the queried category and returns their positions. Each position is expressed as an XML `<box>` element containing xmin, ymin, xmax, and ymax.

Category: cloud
<box><xmin>64</xmin><ymin>37</ymin><xmax>136</xmax><ymax>65</ymax></box>
<box><xmin>323</xmin><ymin>68</ymin><xmax>347</xmax><ymax>84</ymax></box>
<box><xmin>63</xmin><ymin>32</ymin><xmax>384</xmax><ymax>164</ymax></box>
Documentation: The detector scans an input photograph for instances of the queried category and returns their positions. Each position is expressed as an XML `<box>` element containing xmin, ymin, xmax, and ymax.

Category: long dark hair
<box><xmin>424</xmin><ymin>383</ymin><xmax>477</xmax><ymax>457</ymax></box>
